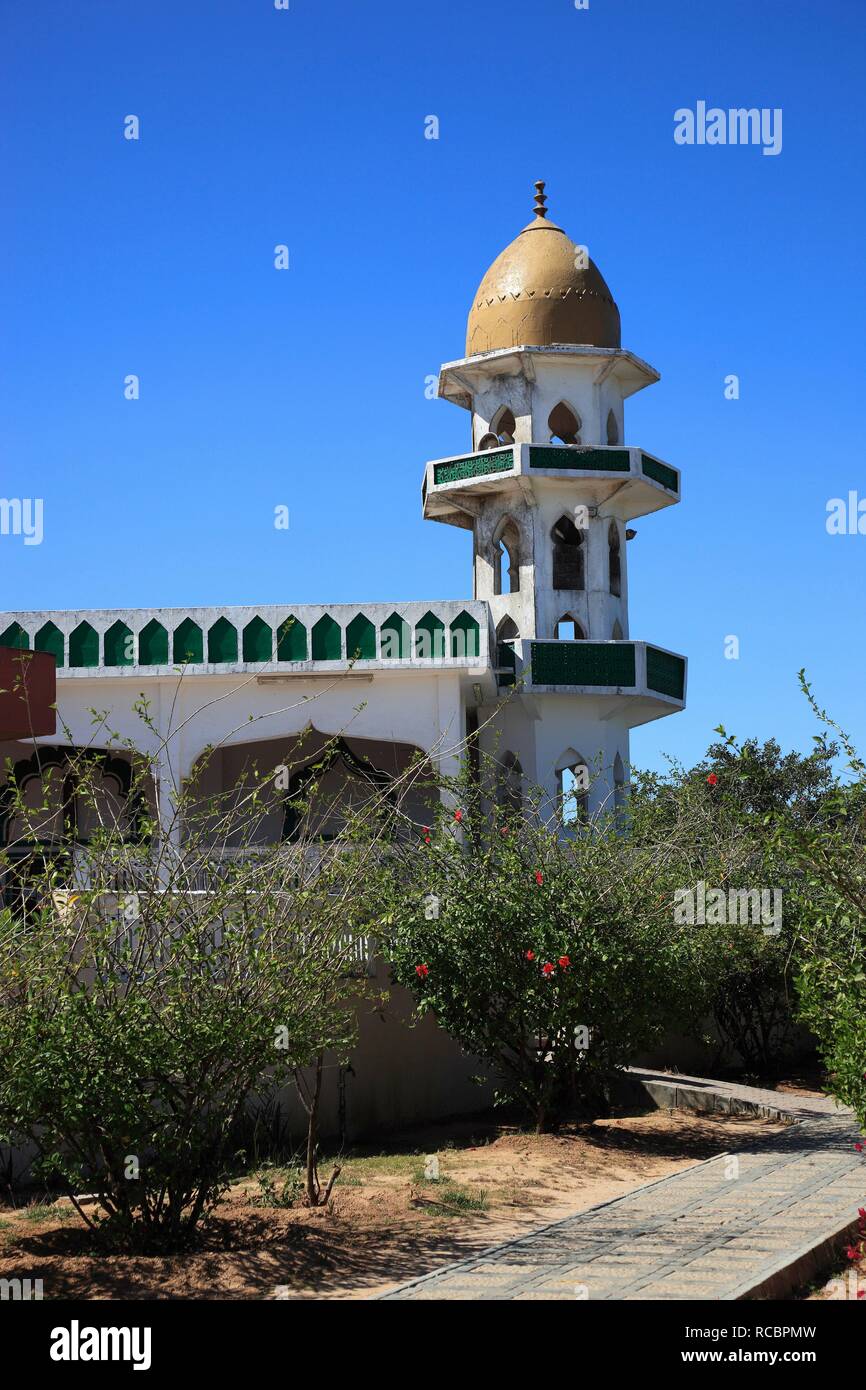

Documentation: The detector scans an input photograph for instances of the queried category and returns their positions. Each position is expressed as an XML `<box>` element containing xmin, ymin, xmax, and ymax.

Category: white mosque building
<box><xmin>0</xmin><ymin>183</ymin><xmax>686</xmax><ymax>873</ymax></box>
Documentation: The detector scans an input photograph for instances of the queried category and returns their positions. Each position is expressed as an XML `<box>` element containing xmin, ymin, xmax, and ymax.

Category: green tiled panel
<box><xmin>312</xmin><ymin>615</ymin><xmax>342</xmax><ymax>661</ymax></box>
<box><xmin>415</xmin><ymin>611</ymin><xmax>446</xmax><ymax>660</ymax></box>
<box><xmin>69</xmin><ymin>622</ymin><xmax>99</xmax><ymax>668</ymax></box>
<box><xmin>530</xmin><ymin>447</ymin><xmax>630</xmax><ymax>472</ymax></box>
<box><xmin>646</xmin><ymin>646</ymin><xmax>685</xmax><ymax>700</ymax></box>
<box><xmin>173</xmin><ymin>619</ymin><xmax>204</xmax><ymax>664</ymax></box>
<box><xmin>450</xmin><ymin>611</ymin><xmax>480</xmax><ymax>659</ymax></box>
<box><xmin>104</xmin><ymin>621</ymin><xmax>133</xmax><ymax>667</ymax></box>
<box><xmin>35</xmin><ymin>622</ymin><xmax>64</xmax><ymax>667</ymax></box>
<box><xmin>0</xmin><ymin>622</ymin><xmax>29</xmax><ymax>650</ymax></box>
<box><xmin>243</xmin><ymin>616</ymin><xmax>273</xmax><ymax>662</ymax></box>
<box><xmin>641</xmin><ymin>453</ymin><xmax>679</xmax><ymax>493</ymax></box>
<box><xmin>138</xmin><ymin>619</ymin><xmax>169</xmax><ymax>665</ymax></box>
<box><xmin>380</xmin><ymin>613</ymin><xmax>410</xmax><ymax>660</ymax></box>
<box><xmin>433</xmin><ymin>449</ymin><xmax>514</xmax><ymax>486</ymax></box>
<box><xmin>208</xmin><ymin>617</ymin><xmax>238</xmax><ymax>663</ymax></box>
<box><xmin>497</xmin><ymin>642</ymin><xmax>516</xmax><ymax>688</ymax></box>
<box><xmin>346</xmin><ymin>614</ymin><xmax>376</xmax><ymax>660</ymax></box>
<box><xmin>530</xmin><ymin>641</ymin><xmax>636</xmax><ymax>687</ymax></box>
<box><xmin>277</xmin><ymin>616</ymin><xmax>307</xmax><ymax>662</ymax></box>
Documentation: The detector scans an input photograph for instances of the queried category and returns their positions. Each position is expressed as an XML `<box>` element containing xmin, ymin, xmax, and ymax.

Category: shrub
<box><xmin>775</xmin><ymin>679</ymin><xmax>866</xmax><ymax>1123</ymax></box>
<box><xmin>0</xmin><ymin>739</ymin><xmax>376</xmax><ymax>1251</ymax></box>
<box><xmin>377</xmin><ymin>767</ymin><xmax>706</xmax><ymax>1131</ymax></box>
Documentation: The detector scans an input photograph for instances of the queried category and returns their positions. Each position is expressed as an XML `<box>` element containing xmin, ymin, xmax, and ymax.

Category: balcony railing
<box><xmin>525</xmin><ymin>640</ymin><xmax>686</xmax><ymax>703</ymax></box>
<box><xmin>422</xmin><ymin>439</ymin><xmax>681</xmax><ymax>505</ymax></box>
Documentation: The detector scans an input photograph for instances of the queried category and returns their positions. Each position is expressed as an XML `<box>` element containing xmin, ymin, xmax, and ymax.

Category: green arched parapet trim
<box><xmin>311</xmin><ymin>614</ymin><xmax>341</xmax><ymax>661</ymax></box>
<box><xmin>415</xmin><ymin>610</ymin><xmax>445</xmax><ymax>660</ymax></box>
<box><xmin>208</xmin><ymin>616</ymin><xmax>238</xmax><ymax>663</ymax></box>
<box><xmin>35</xmin><ymin>621</ymin><xmax>64</xmax><ymax>667</ymax></box>
<box><xmin>346</xmin><ymin>613</ymin><xmax>376</xmax><ymax>661</ymax></box>
<box><xmin>277</xmin><ymin>615</ymin><xmax>307</xmax><ymax>662</ymax></box>
<box><xmin>0</xmin><ymin>622</ymin><xmax>29</xmax><ymax>650</ymax></box>
<box><xmin>173</xmin><ymin>618</ymin><xmax>204</xmax><ymax>665</ymax></box>
<box><xmin>138</xmin><ymin>619</ymin><xmax>169</xmax><ymax>666</ymax></box>
<box><xmin>450</xmin><ymin>611</ymin><xmax>480</xmax><ymax>660</ymax></box>
<box><xmin>380</xmin><ymin>612</ymin><xmax>410</xmax><ymax>661</ymax></box>
<box><xmin>69</xmin><ymin>621</ymin><xmax>99</xmax><ymax>668</ymax></box>
<box><xmin>243</xmin><ymin>616</ymin><xmax>273</xmax><ymax>663</ymax></box>
<box><xmin>104</xmin><ymin>620</ymin><xmax>134</xmax><ymax>667</ymax></box>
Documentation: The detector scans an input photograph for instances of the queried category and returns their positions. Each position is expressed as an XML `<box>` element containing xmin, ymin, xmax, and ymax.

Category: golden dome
<box><xmin>466</xmin><ymin>182</ymin><xmax>621</xmax><ymax>356</ymax></box>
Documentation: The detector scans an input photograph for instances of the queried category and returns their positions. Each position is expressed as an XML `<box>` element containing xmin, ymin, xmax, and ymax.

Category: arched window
<box><xmin>493</xmin><ymin>517</ymin><xmax>521</xmax><ymax>595</ymax></box>
<box><xmin>552</xmin><ymin>515</ymin><xmax>584</xmax><ymax>590</ymax></box>
<box><xmin>496</xmin><ymin>616</ymin><xmax>519</xmax><ymax>687</ymax></box>
<box><xmin>556</xmin><ymin>614</ymin><xmax>585</xmax><ymax>640</ymax></box>
<box><xmin>490</xmin><ymin>407</ymin><xmax>516</xmax><ymax>444</ymax></box>
<box><xmin>548</xmin><ymin>402</ymin><xmax>581</xmax><ymax>446</ymax></box>
<box><xmin>478</xmin><ymin>407</ymin><xmax>516</xmax><ymax>450</ymax></box>
<box><xmin>608</xmin><ymin>521</ymin><xmax>622</xmax><ymax>597</ymax></box>
<box><xmin>556</xmin><ymin>749</ymin><xmax>590</xmax><ymax>825</ymax></box>
<box><xmin>498</xmin><ymin>752</ymin><xmax>523</xmax><ymax>814</ymax></box>
<box><xmin>611</xmin><ymin>619</ymin><xmax>624</xmax><ymax>641</ymax></box>
<box><xmin>606</xmin><ymin>409</ymin><xmax>619</xmax><ymax>445</ymax></box>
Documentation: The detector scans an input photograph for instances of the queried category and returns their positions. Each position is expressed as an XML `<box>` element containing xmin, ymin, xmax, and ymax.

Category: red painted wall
<box><xmin>0</xmin><ymin>647</ymin><xmax>56</xmax><ymax>740</ymax></box>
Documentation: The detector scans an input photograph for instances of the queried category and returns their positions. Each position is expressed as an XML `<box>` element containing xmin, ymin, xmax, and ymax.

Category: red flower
<box><xmin>542</xmin><ymin>962</ymin><xmax>555</xmax><ymax>977</ymax></box>
<box><xmin>558</xmin><ymin>956</ymin><xmax>570</xmax><ymax>969</ymax></box>
<box><xmin>525</xmin><ymin>950</ymin><xmax>535</xmax><ymax>961</ymax></box>
<box><xmin>500</xmin><ymin>826</ymin><xmax>509</xmax><ymax>837</ymax></box>
<box><xmin>846</xmin><ymin>1246</ymin><xmax>860</xmax><ymax>1260</ymax></box>
<box><xmin>856</xmin><ymin>1143</ymin><xmax>863</xmax><ymax>1152</ymax></box>
<box><xmin>453</xmin><ymin>809</ymin><xmax>463</xmax><ymax>823</ymax></box>
<box><xmin>707</xmin><ymin>773</ymin><xmax>718</xmax><ymax>787</ymax></box>
<box><xmin>415</xmin><ymin>963</ymin><xmax>429</xmax><ymax>979</ymax></box>
<box><xmin>535</xmin><ymin>871</ymin><xmax>544</xmax><ymax>886</ymax></box>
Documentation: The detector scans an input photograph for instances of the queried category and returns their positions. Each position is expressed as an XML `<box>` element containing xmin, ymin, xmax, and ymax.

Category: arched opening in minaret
<box><xmin>496</xmin><ymin>616</ymin><xmax>519</xmax><ymax>686</ymax></box>
<box><xmin>606</xmin><ymin>409</ymin><xmax>619</xmax><ymax>445</ymax></box>
<box><xmin>478</xmin><ymin>407</ymin><xmax>516</xmax><ymax>451</ymax></box>
<box><xmin>548</xmin><ymin>402</ymin><xmax>581</xmax><ymax>446</ymax></box>
<box><xmin>497</xmin><ymin>751</ymin><xmax>523</xmax><ymax>815</ymax></box>
<box><xmin>490</xmin><ymin>406</ymin><xmax>516</xmax><ymax>444</ymax></box>
<box><xmin>556</xmin><ymin>749</ymin><xmax>589</xmax><ymax>825</ymax></box>
<box><xmin>552</xmin><ymin>516</ymin><xmax>584</xmax><ymax>590</ymax></box>
<box><xmin>611</xmin><ymin>618</ymin><xmax>624</xmax><ymax>640</ymax></box>
<box><xmin>556</xmin><ymin>614</ymin><xmax>585</xmax><ymax>640</ymax></box>
<box><xmin>493</xmin><ymin>517</ymin><xmax>521</xmax><ymax>595</ymax></box>
<box><xmin>608</xmin><ymin>521</ymin><xmax>622</xmax><ymax>597</ymax></box>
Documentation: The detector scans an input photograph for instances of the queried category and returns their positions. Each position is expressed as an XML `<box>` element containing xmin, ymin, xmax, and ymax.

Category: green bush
<box><xmin>377</xmin><ymin>770</ymin><xmax>706</xmax><ymax>1131</ymax></box>
<box><xmin>0</xmin><ymin>741</ymin><xmax>373</xmax><ymax>1251</ymax></box>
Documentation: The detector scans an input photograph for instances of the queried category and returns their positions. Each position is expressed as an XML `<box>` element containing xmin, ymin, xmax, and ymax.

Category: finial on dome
<box><xmin>533</xmin><ymin>180</ymin><xmax>548</xmax><ymax>219</ymax></box>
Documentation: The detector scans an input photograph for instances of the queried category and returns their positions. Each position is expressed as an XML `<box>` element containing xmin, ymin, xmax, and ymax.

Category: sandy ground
<box><xmin>0</xmin><ymin>1108</ymin><xmax>786</xmax><ymax>1301</ymax></box>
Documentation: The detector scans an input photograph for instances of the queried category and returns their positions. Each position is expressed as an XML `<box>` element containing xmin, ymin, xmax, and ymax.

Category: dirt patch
<box><xmin>0</xmin><ymin>1109</ymin><xmax>785</xmax><ymax>1301</ymax></box>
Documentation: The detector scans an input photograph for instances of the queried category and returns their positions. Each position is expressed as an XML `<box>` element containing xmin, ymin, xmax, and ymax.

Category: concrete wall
<box><xmin>275</xmin><ymin>960</ymin><xmax>495</xmax><ymax>1143</ymax></box>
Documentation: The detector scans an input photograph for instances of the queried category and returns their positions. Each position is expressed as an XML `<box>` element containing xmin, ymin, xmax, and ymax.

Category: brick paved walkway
<box><xmin>379</xmin><ymin>1074</ymin><xmax>864</xmax><ymax>1301</ymax></box>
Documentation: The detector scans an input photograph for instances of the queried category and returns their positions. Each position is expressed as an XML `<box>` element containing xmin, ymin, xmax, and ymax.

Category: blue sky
<box><xmin>1</xmin><ymin>0</ymin><xmax>864</xmax><ymax>773</ymax></box>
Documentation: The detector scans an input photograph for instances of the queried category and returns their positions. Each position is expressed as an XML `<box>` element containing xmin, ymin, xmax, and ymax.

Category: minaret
<box><xmin>422</xmin><ymin>183</ymin><xmax>687</xmax><ymax>819</ymax></box>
